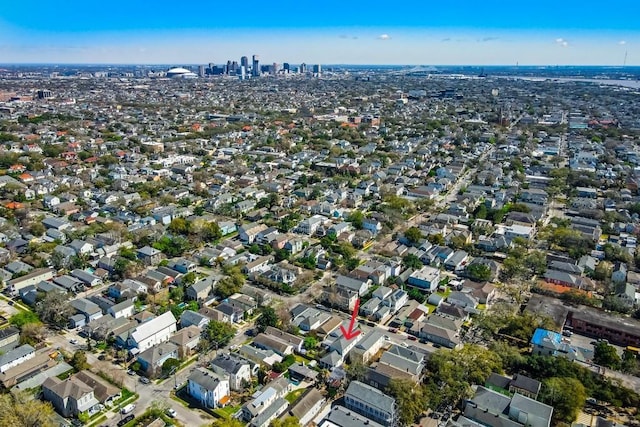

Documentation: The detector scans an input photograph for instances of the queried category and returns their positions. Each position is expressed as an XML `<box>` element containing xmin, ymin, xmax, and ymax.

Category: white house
<box><xmin>0</xmin><ymin>344</ymin><xmax>35</xmax><ymax>373</ymax></box>
<box><xmin>211</xmin><ymin>353</ymin><xmax>253</xmax><ymax>391</ymax></box>
<box><xmin>126</xmin><ymin>311</ymin><xmax>177</xmax><ymax>352</ymax></box>
<box><xmin>187</xmin><ymin>368</ymin><xmax>230</xmax><ymax>409</ymax></box>
<box><xmin>108</xmin><ymin>299</ymin><xmax>135</xmax><ymax>319</ymax></box>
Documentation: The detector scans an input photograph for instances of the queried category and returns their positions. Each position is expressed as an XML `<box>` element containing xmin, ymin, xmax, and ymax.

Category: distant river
<box><xmin>502</xmin><ymin>76</ymin><xmax>640</xmax><ymax>89</ymax></box>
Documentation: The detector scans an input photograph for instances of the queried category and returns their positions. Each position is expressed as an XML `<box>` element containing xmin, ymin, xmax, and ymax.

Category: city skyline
<box><xmin>0</xmin><ymin>0</ymin><xmax>638</xmax><ymax>65</ymax></box>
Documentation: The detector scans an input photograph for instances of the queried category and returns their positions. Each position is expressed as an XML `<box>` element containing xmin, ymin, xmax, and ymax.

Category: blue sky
<box><xmin>0</xmin><ymin>0</ymin><xmax>637</xmax><ymax>64</ymax></box>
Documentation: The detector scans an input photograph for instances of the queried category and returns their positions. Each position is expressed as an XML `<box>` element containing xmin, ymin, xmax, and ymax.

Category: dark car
<box><xmin>117</xmin><ymin>415</ymin><xmax>134</xmax><ymax>426</ymax></box>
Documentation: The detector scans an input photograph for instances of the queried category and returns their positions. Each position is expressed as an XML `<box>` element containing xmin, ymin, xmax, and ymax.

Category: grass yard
<box><xmin>285</xmin><ymin>389</ymin><xmax>306</xmax><ymax>404</ymax></box>
<box><xmin>213</xmin><ymin>405</ymin><xmax>241</xmax><ymax>419</ymax></box>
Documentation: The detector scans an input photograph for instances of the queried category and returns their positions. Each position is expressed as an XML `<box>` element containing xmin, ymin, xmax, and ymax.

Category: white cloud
<box><xmin>619</xmin><ymin>40</ymin><xmax>627</xmax><ymax>45</ymax></box>
<box><xmin>377</xmin><ymin>34</ymin><xmax>391</xmax><ymax>40</ymax></box>
<box><xmin>555</xmin><ymin>38</ymin><xmax>568</xmax><ymax>47</ymax></box>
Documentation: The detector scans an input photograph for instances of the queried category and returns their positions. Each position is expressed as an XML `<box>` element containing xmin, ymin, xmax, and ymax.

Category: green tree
<box><xmin>524</xmin><ymin>251</ymin><xmax>546</xmax><ymax>275</ymax></box>
<box><xmin>206</xmin><ymin>321</ymin><xmax>236</xmax><ymax>348</ymax></box>
<box><xmin>466</xmin><ymin>263</ymin><xmax>492</xmax><ymax>281</ymax></box>
<box><xmin>303</xmin><ymin>336</ymin><xmax>318</xmax><ymax>349</ymax></box>
<box><xmin>346</xmin><ymin>359</ymin><xmax>368</xmax><ymax>383</ymax></box>
<box><xmin>541</xmin><ymin>377</ymin><xmax>586</xmax><ymax>424</ymax></box>
<box><xmin>71</xmin><ymin>350</ymin><xmax>89</xmax><ymax>371</ymax></box>
<box><xmin>29</xmin><ymin>222</ymin><xmax>46</xmax><ymax>237</ymax></box>
<box><xmin>20</xmin><ymin>323</ymin><xmax>46</xmax><ymax>346</ymax></box>
<box><xmin>594</xmin><ymin>342</ymin><xmax>621</xmax><ymax>369</ymax></box>
<box><xmin>402</xmin><ymin>253</ymin><xmax>422</xmax><ymax>270</ymax></box>
<box><xmin>10</xmin><ymin>311</ymin><xmax>40</xmax><ymax>329</ymax></box>
<box><xmin>425</xmin><ymin>345</ymin><xmax>503</xmax><ymax>405</ymax></box>
<box><xmin>215</xmin><ymin>277</ymin><xmax>242</xmax><ymax>299</ymax></box>
<box><xmin>35</xmin><ymin>292</ymin><xmax>73</xmax><ymax>329</ymax></box>
<box><xmin>387</xmin><ymin>379</ymin><xmax>430</xmax><ymax>426</ymax></box>
<box><xmin>347</xmin><ymin>210</ymin><xmax>365</xmax><ymax>229</ymax></box>
<box><xmin>256</xmin><ymin>306</ymin><xmax>279</xmax><ymax>332</ymax></box>
<box><xmin>404</xmin><ymin>227</ymin><xmax>423</xmax><ymax>245</ymax></box>
<box><xmin>168</xmin><ymin>218</ymin><xmax>190</xmax><ymax>235</ymax></box>
<box><xmin>0</xmin><ymin>391</ymin><xmax>57</xmax><ymax>427</ymax></box>
<box><xmin>161</xmin><ymin>358</ymin><xmax>181</xmax><ymax>376</ymax></box>
<box><xmin>427</xmin><ymin>233</ymin><xmax>445</xmax><ymax>246</ymax></box>
<box><xmin>202</xmin><ymin>222</ymin><xmax>222</xmax><ymax>242</ymax></box>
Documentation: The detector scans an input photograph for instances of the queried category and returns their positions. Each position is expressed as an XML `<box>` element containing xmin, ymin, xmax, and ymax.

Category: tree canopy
<box><xmin>594</xmin><ymin>342</ymin><xmax>621</xmax><ymax>370</ymax></box>
<box><xmin>0</xmin><ymin>391</ymin><xmax>57</xmax><ymax>427</ymax></box>
<box><xmin>404</xmin><ymin>227</ymin><xmax>423</xmax><ymax>245</ymax></box>
<box><xmin>256</xmin><ymin>306</ymin><xmax>279</xmax><ymax>333</ymax></box>
<box><xmin>206</xmin><ymin>321</ymin><xmax>236</xmax><ymax>348</ymax></box>
<box><xmin>35</xmin><ymin>292</ymin><xmax>73</xmax><ymax>329</ymax></box>
<box><xmin>387</xmin><ymin>379</ymin><xmax>431</xmax><ymax>426</ymax></box>
<box><xmin>541</xmin><ymin>377</ymin><xmax>586</xmax><ymax>424</ymax></box>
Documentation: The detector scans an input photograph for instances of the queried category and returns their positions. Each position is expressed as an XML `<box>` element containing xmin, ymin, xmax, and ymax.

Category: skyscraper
<box><xmin>241</xmin><ymin>56</ymin><xmax>249</xmax><ymax>70</ymax></box>
<box><xmin>198</xmin><ymin>65</ymin><xmax>205</xmax><ymax>77</ymax></box>
<box><xmin>283</xmin><ymin>63</ymin><xmax>290</xmax><ymax>73</ymax></box>
<box><xmin>300</xmin><ymin>63</ymin><xmax>307</xmax><ymax>73</ymax></box>
<box><xmin>252</xmin><ymin>55</ymin><xmax>260</xmax><ymax>77</ymax></box>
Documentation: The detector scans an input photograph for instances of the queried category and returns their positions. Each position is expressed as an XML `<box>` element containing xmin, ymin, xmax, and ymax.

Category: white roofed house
<box><xmin>121</xmin><ymin>311</ymin><xmax>177</xmax><ymax>353</ymax></box>
<box><xmin>187</xmin><ymin>367</ymin><xmax>231</xmax><ymax>409</ymax></box>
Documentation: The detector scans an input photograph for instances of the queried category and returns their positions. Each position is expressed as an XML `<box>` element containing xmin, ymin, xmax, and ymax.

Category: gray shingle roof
<box><xmin>345</xmin><ymin>380</ymin><xmax>395</xmax><ymax>415</ymax></box>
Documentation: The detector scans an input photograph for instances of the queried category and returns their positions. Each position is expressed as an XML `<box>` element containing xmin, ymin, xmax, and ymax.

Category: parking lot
<box><xmin>569</xmin><ymin>332</ymin><xmax>625</xmax><ymax>358</ymax></box>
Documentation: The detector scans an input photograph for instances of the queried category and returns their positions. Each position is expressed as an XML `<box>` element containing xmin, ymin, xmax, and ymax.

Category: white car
<box><xmin>166</xmin><ymin>409</ymin><xmax>177</xmax><ymax>418</ymax></box>
<box><xmin>69</xmin><ymin>339</ymin><xmax>78</xmax><ymax>345</ymax></box>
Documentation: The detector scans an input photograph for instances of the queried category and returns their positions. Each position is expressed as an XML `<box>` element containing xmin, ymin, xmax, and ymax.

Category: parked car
<box><xmin>408</xmin><ymin>335</ymin><xmax>417</xmax><ymax>341</ymax></box>
<box><xmin>120</xmin><ymin>404</ymin><xmax>136</xmax><ymax>414</ymax></box>
<box><xmin>127</xmin><ymin>369</ymin><xmax>135</xmax><ymax>376</ymax></box>
<box><xmin>166</xmin><ymin>409</ymin><xmax>177</xmax><ymax>418</ymax></box>
<box><xmin>118</xmin><ymin>414</ymin><xmax>134</xmax><ymax>426</ymax></box>
<box><xmin>69</xmin><ymin>339</ymin><xmax>78</xmax><ymax>345</ymax></box>
<box><xmin>139</xmin><ymin>377</ymin><xmax>150</xmax><ymax>384</ymax></box>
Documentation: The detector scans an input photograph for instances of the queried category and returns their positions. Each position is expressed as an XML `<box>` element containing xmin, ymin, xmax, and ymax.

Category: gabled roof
<box><xmin>131</xmin><ymin>311</ymin><xmax>177</xmax><ymax>345</ymax></box>
<box><xmin>188</xmin><ymin>367</ymin><xmax>225</xmax><ymax>391</ymax></box>
<box><xmin>0</xmin><ymin>344</ymin><xmax>34</xmax><ymax>367</ymax></box>
<box><xmin>211</xmin><ymin>353</ymin><xmax>250</xmax><ymax>375</ymax></box>
<box><xmin>345</xmin><ymin>380</ymin><xmax>395</xmax><ymax>414</ymax></box>
<box><xmin>138</xmin><ymin>341</ymin><xmax>179</xmax><ymax>366</ymax></box>
<box><xmin>43</xmin><ymin>376</ymin><xmax>94</xmax><ymax>401</ymax></box>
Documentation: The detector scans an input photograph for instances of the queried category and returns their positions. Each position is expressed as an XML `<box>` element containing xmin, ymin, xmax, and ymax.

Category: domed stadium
<box><xmin>166</xmin><ymin>67</ymin><xmax>197</xmax><ymax>79</ymax></box>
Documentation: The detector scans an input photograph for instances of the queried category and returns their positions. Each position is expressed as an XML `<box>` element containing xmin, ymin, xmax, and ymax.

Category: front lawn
<box><xmin>285</xmin><ymin>389</ymin><xmax>305</xmax><ymax>404</ymax></box>
<box><xmin>213</xmin><ymin>405</ymin><xmax>241</xmax><ymax>419</ymax></box>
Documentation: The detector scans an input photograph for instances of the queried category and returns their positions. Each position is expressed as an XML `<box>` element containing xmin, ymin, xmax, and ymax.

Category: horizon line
<box><xmin>1</xmin><ymin>63</ymin><xmax>639</xmax><ymax>68</ymax></box>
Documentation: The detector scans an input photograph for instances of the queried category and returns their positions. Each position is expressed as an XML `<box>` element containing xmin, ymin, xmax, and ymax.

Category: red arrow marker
<box><xmin>340</xmin><ymin>298</ymin><xmax>361</xmax><ymax>340</ymax></box>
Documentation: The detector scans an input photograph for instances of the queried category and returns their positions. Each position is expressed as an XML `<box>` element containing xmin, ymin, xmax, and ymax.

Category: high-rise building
<box><xmin>241</xmin><ymin>56</ymin><xmax>249</xmax><ymax>70</ymax></box>
<box><xmin>299</xmin><ymin>63</ymin><xmax>307</xmax><ymax>73</ymax></box>
<box><xmin>313</xmin><ymin>64</ymin><xmax>322</xmax><ymax>75</ymax></box>
<box><xmin>252</xmin><ymin>55</ymin><xmax>260</xmax><ymax>77</ymax></box>
<box><xmin>198</xmin><ymin>65</ymin><xmax>205</xmax><ymax>77</ymax></box>
<box><xmin>283</xmin><ymin>63</ymin><xmax>290</xmax><ymax>73</ymax></box>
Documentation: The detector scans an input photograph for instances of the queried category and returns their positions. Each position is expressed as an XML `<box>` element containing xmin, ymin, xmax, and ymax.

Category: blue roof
<box><xmin>531</xmin><ymin>328</ymin><xmax>562</xmax><ymax>346</ymax></box>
